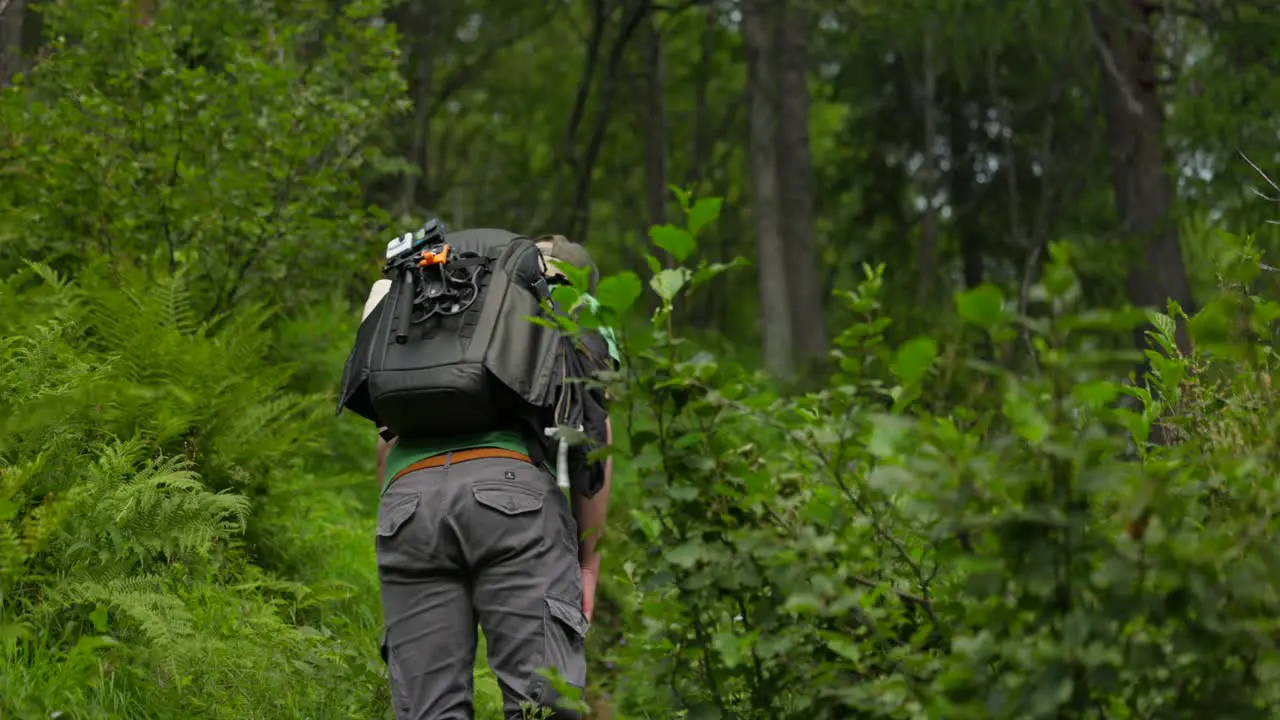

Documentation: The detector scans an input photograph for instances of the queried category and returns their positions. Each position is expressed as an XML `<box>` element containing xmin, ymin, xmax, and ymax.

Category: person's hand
<box><xmin>580</xmin><ymin>556</ymin><xmax>601</xmax><ymax>623</ymax></box>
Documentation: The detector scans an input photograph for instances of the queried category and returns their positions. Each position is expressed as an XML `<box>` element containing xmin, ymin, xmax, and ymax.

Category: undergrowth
<box><xmin>3</xmin><ymin>0</ymin><xmax>1280</xmax><ymax>717</ymax></box>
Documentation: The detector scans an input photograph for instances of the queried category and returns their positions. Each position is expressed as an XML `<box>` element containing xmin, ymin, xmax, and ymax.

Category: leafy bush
<box><xmin>584</xmin><ymin>198</ymin><xmax>1280</xmax><ymax>719</ymax></box>
<box><xmin>0</xmin><ymin>0</ymin><xmax>407</xmax><ymax>316</ymax></box>
<box><xmin>0</xmin><ymin>1</ymin><xmax>416</xmax><ymax>711</ymax></box>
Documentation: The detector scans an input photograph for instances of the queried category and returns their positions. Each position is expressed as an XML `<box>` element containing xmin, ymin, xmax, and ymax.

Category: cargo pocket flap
<box><xmin>545</xmin><ymin>594</ymin><xmax>589</xmax><ymax>637</ymax></box>
<box><xmin>474</xmin><ymin>485</ymin><xmax>543</xmax><ymax>516</ymax></box>
<box><xmin>377</xmin><ymin>494</ymin><xmax>419</xmax><ymax>537</ymax></box>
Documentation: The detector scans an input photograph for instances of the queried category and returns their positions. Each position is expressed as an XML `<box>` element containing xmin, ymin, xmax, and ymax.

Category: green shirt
<box><xmin>381</xmin><ymin>294</ymin><xmax>621</xmax><ymax>495</ymax></box>
<box><xmin>384</xmin><ymin>428</ymin><xmax>531</xmax><ymax>494</ymax></box>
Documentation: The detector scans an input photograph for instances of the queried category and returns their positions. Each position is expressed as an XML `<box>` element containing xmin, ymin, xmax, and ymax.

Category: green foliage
<box><xmin>587</xmin><ymin>200</ymin><xmax>1280</xmax><ymax>719</ymax></box>
<box><xmin>4</xmin><ymin>0</ymin><xmax>1280</xmax><ymax>716</ymax></box>
<box><xmin>0</xmin><ymin>0</ymin><xmax>407</xmax><ymax>316</ymax></box>
<box><xmin>0</xmin><ymin>266</ymin><xmax>392</xmax><ymax>718</ymax></box>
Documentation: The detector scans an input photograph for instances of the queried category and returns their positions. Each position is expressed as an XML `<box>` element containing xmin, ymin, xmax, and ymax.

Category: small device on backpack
<box><xmin>384</xmin><ymin>218</ymin><xmax>447</xmax><ymax>263</ymax></box>
<box><xmin>380</xmin><ymin>218</ymin><xmax>490</xmax><ymax>342</ymax></box>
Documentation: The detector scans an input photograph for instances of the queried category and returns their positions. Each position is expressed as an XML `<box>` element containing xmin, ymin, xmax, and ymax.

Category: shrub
<box><xmin>0</xmin><ymin>0</ymin><xmax>407</xmax><ymax>316</ymax></box>
<box><xmin>0</xmin><ymin>3</ymin><xmax>412</xmax><ymax>710</ymax></box>
<box><xmin>585</xmin><ymin>198</ymin><xmax>1280</xmax><ymax>719</ymax></box>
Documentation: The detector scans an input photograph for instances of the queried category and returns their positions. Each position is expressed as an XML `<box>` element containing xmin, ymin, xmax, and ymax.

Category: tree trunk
<box><xmin>917</xmin><ymin>28</ymin><xmax>940</xmax><ymax>304</ymax></box>
<box><xmin>775</xmin><ymin>0</ymin><xmax>828</xmax><ymax>369</ymax></box>
<box><xmin>0</xmin><ymin>0</ymin><xmax>26</xmax><ymax>88</ymax></box>
<box><xmin>1088</xmin><ymin>0</ymin><xmax>1194</xmax><ymax>352</ymax></box>
<box><xmin>398</xmin><ymin>1</ymin><xmax>435</xmax><ymax>215</ymax></box>
<box><xmin>640</xmin><ymin>12</ymin><xmax>668</xmax><ymax>232</ymax></box>
<box><xmin>687</xmin><ymin>6</ymin><xmax>716</xmax><ymax>194</ymax></box>
<box><xmin>742</xmin><ymin>0</ymin><xmax>793</xmax><ymax>378</ymax></box>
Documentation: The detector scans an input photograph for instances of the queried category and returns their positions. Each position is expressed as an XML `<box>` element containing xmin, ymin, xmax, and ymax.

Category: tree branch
<box><xmin>568</xmin><ymin>0</ymin><xmax>654</xmax><ymax>241</ymax></box>
<box><xmin>563</xmin><ymin>0</ymin><xmax>608</xmax><ymax>170</ymax></box>
<box><xmin>1086</xmin><ymin>3</ymin><xmax>1146</xmax><ymax>117</ymax></box>
<box><xmin>1240</xmin><ymin>149</ymin><xmax>1280</xmax><ymax>202</ymax></box>
<box><xmin>431</xmin><ymin>6</ymin><xmax>564</xmax><ymax>111</ymax></box>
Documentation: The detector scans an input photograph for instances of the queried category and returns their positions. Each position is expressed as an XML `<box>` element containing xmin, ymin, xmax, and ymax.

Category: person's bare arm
<box><xmin>376</xmin><ymin>429</ymin><xmax>397</xmax><ymax>489</ymax></box>
<box><xmin>572</xmin><ymin>417</ymin><xmax>612</xmax><ymax>620</ymax></box>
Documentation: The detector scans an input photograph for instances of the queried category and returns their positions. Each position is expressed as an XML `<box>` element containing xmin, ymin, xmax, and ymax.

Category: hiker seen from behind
<box><xmin>337</xmin><ymin>221</ymin><xmax>619</xmax><ymax>720</ymax></box>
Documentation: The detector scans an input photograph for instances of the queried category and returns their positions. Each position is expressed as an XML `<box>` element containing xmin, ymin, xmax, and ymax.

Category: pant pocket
<box><xmin>375</xmin><ymin>493</ymin><xmax>420</xmax><ymax>575</ymax></box>
<box><xmin>377</xmin><ymin>493</ymin><xmax>420</xmax><ymax>537</ymax></box>
<box><xmin>472</xmin><ymin>480</ymin><xmax>544</xmax><ymax>516</ymax></box>
<box><xmin>529</xmin><ymin>593</ymin><xmax>590</xmax><ymax>718</ymax></box>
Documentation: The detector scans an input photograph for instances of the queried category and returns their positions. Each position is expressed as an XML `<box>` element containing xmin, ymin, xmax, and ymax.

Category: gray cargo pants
<box><xmin>376</xmin><ymin>454</ymin><xmax>589</xmax><ymax>720</ymax></box>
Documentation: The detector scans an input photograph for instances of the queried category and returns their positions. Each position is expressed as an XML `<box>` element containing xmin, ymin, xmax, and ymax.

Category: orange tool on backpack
<box><xmin>418</xmin><ymin>244</ymin><xmax>451</xmax><ymax>267</ymax></box>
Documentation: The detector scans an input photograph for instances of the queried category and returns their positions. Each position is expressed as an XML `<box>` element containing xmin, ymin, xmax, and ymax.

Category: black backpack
<box><xmin>337</xmin><ymin>226</ymin><xmax>560</xmax><ymax>438</ymax></box>
<box><xmin>336</xmin><ymin>224</ymin><xmax>612</xmax><ymax>497</ymax></box>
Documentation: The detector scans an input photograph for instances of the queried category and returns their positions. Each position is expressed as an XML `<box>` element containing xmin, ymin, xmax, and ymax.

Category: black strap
<box><xmin>446</xmin><ymin>256</ymin><xmax>490</xmax><ymax>269</ymax></box>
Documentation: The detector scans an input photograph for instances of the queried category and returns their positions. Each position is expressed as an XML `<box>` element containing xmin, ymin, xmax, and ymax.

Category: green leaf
<box><xmin>820</xmin><ymin>631</ymin><xmax>862</xmax><ymax>663</ymax></box>
<box><xmin>668</xmin><ymin>485</ymin><xmax>699</xmax><ymax>501</ymax></box>
<box><xmin>690</xmin><ymin>257</ymin><xmax>748</xmax><ymax>291</ymax></box>
<box><xmin>650</xmin><ymin>268</ymin><xmax>689</xmax><ymax>301</ymax></box>
<box><xmin>664</xmin><ymin>542</ymin><xmax>702</xmax><ymax>569</ymax></box>
<box><xmin>1147</xmin><ymin>311</ymin><xmax>1176</xmax><ymax>342</ymax></box>
<box><xmin>594</xmin><ymin>271</ymin><xmax>641</xmax><ymax>314</ymax></box>
<box><xmin>1003</xmin><ymin>385</ymin><xmax>1050</xmax><ymax>445</ymax></box>
<box><xmin>784</xmin><ymin>592</ymin><xmax>823</xmax><ymax>615</ymax></box>
<box><xmin>866</xmin><ymin>414</ymin><xmax>910</xmax><ymax>458</ymax></box>
<box><xmin>673</xmin><ymin>431</ymin><xmax>705</xmax><ymax>449</ymax></box>
<box><xmin>650</xmin><ymin>224</ymin><xmax>695</xmax><ymax>262</ymax></box>
<box><xmin>551</xmin><ymin>284</ymin><xmax>581</xmax><ymax>310</ymax></box>
<box><xmin>1250</xmin><ymin>299</ymin><xmax>1280</xmax><ymax>337</ymax></box>
<box><xmin>687</xmin><ymin>196</ymin><xmax>723</xmax><ymax>236</ymax></box>
<box><xmin>669</xmin><ymin>184</ymin><xmax>693</xmax><ymax>212</ymax></box>
<box><xmin>1072</xmin><ymin>380</ymin><xmax>1119</xmax><ymax>408</ymax></box>
<box><xmin>555</xmin><ymin>260</ymin><xmax>593</xmax><ymax>291</ymax></box>
<box><xmin>866</xmin><ymin>465</ymin><xmax>912</xmax><ymax>493</ymax></box>
<box><xmin>712</xmin><ymin>629</ymin><xmax>750</xmax><ymax>669</ymax></box>
<box><xmin>89</xmin><ymin>604</ymin><xmax>109</xmax><ymax>633</ymax></box>
<box><xmin>955</xmin><ymin>284</ymin><xmax>1006</xmax><ymax>329</ymax></box>
<box><xmin>890</xmin><ymin>336</ymin><xmax>937</xmax><ymax>385</ymax></box>
<box><xmin>1028</xmin><ymin>668</ymin><xmax>1074</xmax><ymax>715</ymax></box>
<box><xmin>525</xmin><ymin>314</ymin><xmax>561</xmax><ymax>330</ymax></box>
<box><xmin>1189</xmin><ymin>295</ymin><xmax>1240</xmax><ymax>357</ymax></box>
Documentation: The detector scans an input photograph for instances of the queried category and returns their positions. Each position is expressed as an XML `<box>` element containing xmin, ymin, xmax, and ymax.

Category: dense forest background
<box><xmin>3</xmin><ymin>0</ymin><xmax>1280</xmax><ymax>718</ymax></box>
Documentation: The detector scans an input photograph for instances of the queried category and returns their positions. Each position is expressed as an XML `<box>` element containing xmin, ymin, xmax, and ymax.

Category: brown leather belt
<box><xmin>389</xmin><ymin>447</ymin><xmax>532</xmax><ymax>485</ymax></box>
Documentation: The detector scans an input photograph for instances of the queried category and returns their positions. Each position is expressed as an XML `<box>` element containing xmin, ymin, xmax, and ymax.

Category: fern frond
<box><xmin>58</xmin><ymin>442</ymin><xmax>252</xmax><ymax>568</ymax></box>
<box><xmin>22</xmin><ymin>259</ymin><xmax>72</xmax><ymax>291</ymax></box>
<box><xmin>0</xmin><ymin>523</ymin><xmax>27</xmax><ymax>588</ymax></box>
<box><xmin>57</xmin><ymin>575</ymin><xmax>196</xmax><ymax>648</ymax></box>
<box><xmin>119</xmin><ymin>268</ymin><xmax>200</xmax><ymax>337</ymax></box>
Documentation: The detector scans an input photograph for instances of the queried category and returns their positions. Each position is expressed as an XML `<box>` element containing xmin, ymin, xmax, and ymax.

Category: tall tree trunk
<box><xmin>640</xmin><ymin>12</ymin><xmax>668</xmax><ymax>232</ymax></box>
<box><xmin>776</xmin><ymin>0</ymin><xmax>828</xmax><ymax>369</ymax></box>
<box><xmin>398</xmin><ymin>1</ymin><xmax>435</xmax><ymax>215</ymax></box>
<box><xmin>687</xmin><ymin>5</ymin><xmax>716</xmax><ymax>193</ymax></box>
<box><xmin>917</xmin><ymin>27</ymin><xmax>941</xmax><ymax>304</ymax></box>
<box><xmin>1088</xmin><ymin>0</ymin><xmax>1194</xmax><ymax>353</ymax></box>
<box><xmin>946</xmin><ymin>86</ymin><xmax>984</xmax><ymax>291</ymax></box>
<box><xmin>0</xmin><ymin>0</ymin><xmax>26</xmax><ymax>88</ymax></box>
<box><xmin>742</xmin><ymin>0</ymin><xmax>794</xmax><ymax>378</ymax></box>
<box><xmin>952</xmin><ymin>156</ymin><xmax>985</xmax><ymax>291</ymax></box>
